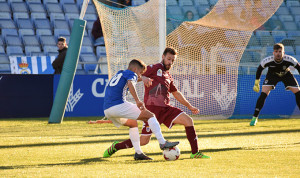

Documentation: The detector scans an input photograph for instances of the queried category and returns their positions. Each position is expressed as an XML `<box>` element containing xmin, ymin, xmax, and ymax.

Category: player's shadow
<box><xmin>84</xmin><ymin>133</ymin><xmax>129</xmax><ymax>137</ymax></box>
<box><xmin>0</xmin><ymin>157</ymin><xmax>107</xmax><ymax>170</ymax></box>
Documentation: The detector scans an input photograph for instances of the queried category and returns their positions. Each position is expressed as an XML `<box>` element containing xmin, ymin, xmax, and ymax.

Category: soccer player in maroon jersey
<box><xmin>103</xmin><ymin>47</ymin><xmax>210</xmax><ymax>159</ymax></box>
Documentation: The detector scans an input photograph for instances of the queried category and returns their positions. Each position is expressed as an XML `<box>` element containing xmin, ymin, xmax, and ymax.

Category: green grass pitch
<box><xmin>0</xmin><ymin>118</ymin><xmax>299</xmax><ymax>177</ymax></box>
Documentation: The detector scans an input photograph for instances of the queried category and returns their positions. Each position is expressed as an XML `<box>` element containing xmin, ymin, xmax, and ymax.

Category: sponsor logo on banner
<box><xmin>9</xmin><ymin>56</ymin><xmax>56</xmax><ymax>74</ymax></box>
<box><xmin>66</xmin><ymin>84</ymin><xmax>84</xmax><ymax>112</ymax></box>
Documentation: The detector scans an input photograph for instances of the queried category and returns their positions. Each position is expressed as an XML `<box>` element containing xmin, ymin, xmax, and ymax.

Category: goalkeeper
<box><xmin>251</xmin><ymin>43</ymin><xmax>300</xmax><ymax>126</ymax></box>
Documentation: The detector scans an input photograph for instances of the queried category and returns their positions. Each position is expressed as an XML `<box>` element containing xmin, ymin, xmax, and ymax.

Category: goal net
<box><xmin>93</xmin><ymin>0</ymin><xmax>283</xmax><ymax>119</ymax></box>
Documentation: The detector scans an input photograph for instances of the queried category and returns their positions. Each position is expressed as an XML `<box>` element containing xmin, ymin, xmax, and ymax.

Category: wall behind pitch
<box><xmin>53</xmin><ymin>75</ymin><xmax>109</xmax><ymax>117</ymax></box>
<box><xmin>0</xmin><ymin>74</ymin><xmax>53</xmax><ymax>118</ymax></box>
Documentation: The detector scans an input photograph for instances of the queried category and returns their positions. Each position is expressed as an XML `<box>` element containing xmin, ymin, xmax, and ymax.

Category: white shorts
<box><xmin>104</xmin><ymin>101</ymin><xmax>141</xmax><ymax>128</ymax></box>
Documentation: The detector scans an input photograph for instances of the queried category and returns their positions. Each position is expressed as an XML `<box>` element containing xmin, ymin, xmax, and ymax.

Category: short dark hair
<box><xmin>163</xmin><ymin>47</ymin><xmax>177</xmax><ymax>56</ymax></box>
<box><xmin>129</xmin><ymin>59</ymin><xmax>147</xmax><ymax>73</ymax></box>
<box><xmin>274</xmin><ymin>43</ymin><xmax>284</xmax><ymax>51</ymax></box>
<box><xmin>58</xmin><ymin>37</ymin><xmax>66</xmax><ymax>43</ymax></box>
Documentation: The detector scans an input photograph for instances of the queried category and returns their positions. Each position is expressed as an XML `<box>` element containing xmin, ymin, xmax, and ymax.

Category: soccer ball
<box><xmin>163</xmin><ymin>146</ymin><xmax>180</xmax><ymax>161</ymax></box>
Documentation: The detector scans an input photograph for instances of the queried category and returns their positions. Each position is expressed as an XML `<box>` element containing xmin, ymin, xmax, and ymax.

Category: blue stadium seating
<box><xmin>43</xmin><ymin>45</ymin><xmax>58</xmax><ymax>56</ymax></box>
<box><xmin>36</xmin><ymin>29</ymin><xmax>52</xmax><ymax>38</ymax></box>
<box><xmin>80</xmin><ymin>46</ymin><xmax>94</xmax><ymax>55</ymax></box>
<box><xmin>0</xmin><ymin>2</ymin><xmax>11</xmax><ymax>13</ymax></box>
<box><xmin>5</xmin><ymin>35</ymin><xmax>23</xmax><ymax>47</ymax></box>
<box><xmin>60</xmin><ymin>0</ymin><xmax>75</xmax><ymax>5</ymax></box>
<box><xmin>278</xmin><ymin>15</ymin><xmax>294</xmax><ymax>22</ymax></box>
<box><xmin>34</xmin><ymin>19</ymin><xmax>52</xmax><ymax>29</ymax></box>
<box><xmin>275</xmin><ymin>7</ymin><xmax>290</xmax><ymax>15</ymax></box>
<box><xmin>43</xmin><ymin>0</ymin><xmax>59</xmax><ymax>5</ymax></box>
<box><xmin>0</xmin><ymin>19</ymin><xmax>16</xmax><ymax>29</ymax></box>
<box><xmin>283</xmin><ymin>22</ymin><xmax>298</xmax><ymax>31</ymax></box>
<box><xmin>167</xmin><ymin>5</ymin><xmax>183</xmax><ymax>19</ymax></box>
<box><xmin>96</xmin><ymin>46</ymin><xmax>106</xmax><ymax>58</ymax></box>
<box><xmin>197</xmin><ymin>5</ymin><xmax>210</xmax><ymax>16</ymax></box>
<box><xmin>287</xmin><ymin>31</ymin><xmax>300</xmax><ymax>37</ymax></box>
<box><xmin>6</xmin><ymin>46</ymin><xmax>24</xmax><ymax>56</ymax></box>
<box><xmin>17</xmin><ymin>19</ymin><xmax>34</xmax><ymax>29</ymax></box>
<box><xmin>295</xmin><ymin>46</ymin><xmax>300</xmax><ymax>55</ymax></box>
<box><xmin>132</xmin><ymin>0</ymin><xmax>146</xmax><ymax>6</ymax></box>
<box><xmin>194</xmin><ymin>0</ymin><xmax>209</xmax><ymax>6</ymax></box>
<box><xmin>40</xmin><ymin>35</ymin><xmax>56</xmax><ymax>46</ymax></box>
<box><xmin>11</xmin><ymin>2</ymin><xmax>28</xmax><ymax>13</ymax></box>
<box><xmin>285</xmin><ymin>46</ymin><xmax>295</xmax><ymax>55</ymax></box>
<box><xmin>0</xmin><ymin>12</ymin><xmax>12</xmax><ymax>20</ymax></box>
<box><xmin>167</xmin><ymin>0</ymin><xmax>178</xmax><ymax>6</ymax></box>
<box><xmin>54</xmin><ymin>29</ymin><xmax>71</xmax><ymax>38</ymax></box>
<box><xmin>31</xmin><ymin>12</ymin><xmax>47</xmax><ymax>21</ymax></box>
<box><xmin>82</xmin><ymin>37</ymin><xmax>93</xmax><ymax>46</ymax></box>
<box><xmin>45</xmin><ymin>3</ymin><xmax>63</xmax><ymax>14</ymax></box>
<box><xmin>26</xmin><ymin>0</ymin><xmax>42</xmax><ymax>4</ymax></box>
<box><xmin>28</xmin><ymin>3</ymin><xmax>46</xmax><ymax>13</ymax></box>
<box><xmin>178</xmin><ymin>0</ymin><xmax>193</xmax><ymax>6</ymax></box>
<box><xmin>19</xmin><ymin>29</ymin><xmax>35</xmax><ymax>38</ymax></box>
<box><xmin>84</xmin><ymin>4</ymin><xmax>97</xmax><ymax>14</ymax></box>
<box><xmin>25</xmin><ymin>46</ymin><xmax>42</xmax><ymax>56</ymax></box>
<box><xmin>22</xmin><ymin>35</ymin><xmax>40</xmax><ymax>46</ymax></box>
<box><xmin>0</xmin><ymin>37</ymin><xmax>4</xmax><ymax>46</ymax></box>
<box><xmin>2</xmin><ymin>29</ymin><xmax>18</xmax><ymax>38</ymax></box>
<box><xmin>53</xmin><ymin>19</ymin><xmax>70</xmax><ymax>30</ymax></box>
<box><xmin>290</xmin><ymin>7</ymin><xmax>300</xmax><ymax>15</ymax></box>
<box><xmin>0</xmin><ymin>46</ymin><xmax>5</xmax><ymax>54</ymax></box>
<box><xmin>286</xmin><ymin>0</ymin><xmax>300</xmax><ymax>7</ymax></box>
<box><xmin>62</xmin><ymin>3</ymin><xmax>79</xmax><ymax>14</ymax></box>
<box><xmin>13</xmin><ymin>12</ymin><xmax>29</xmax><ymax>22</ymax></box>
<box><xmin>272</xmin><ymin>31</ymin><xmax>287</xmax><ymax>43</ymax></box>
<box><xmin>0</xmin><ymin>55</ymin><xmax>9</xmax><ymax>63</ymax></box>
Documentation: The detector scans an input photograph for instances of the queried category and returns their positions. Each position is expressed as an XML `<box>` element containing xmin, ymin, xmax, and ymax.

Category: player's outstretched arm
<box><xmin>172</xmin><ymin>91</ymin><xmax>199</xmax><ymax>114</ymax></box>
<box><xmin>140</xmin><ymin>76</ymin><xmax>153</xmax><ymax>87</ymax></box>
<box><xmin>128</xmin><ymin>80</ymin><xmax>144</xmax><ymax>110</ymax></box>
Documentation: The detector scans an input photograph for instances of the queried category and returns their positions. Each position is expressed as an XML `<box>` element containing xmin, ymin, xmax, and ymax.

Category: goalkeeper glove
<box><xmin>253</xmin><ymin>79</ymin><xmax>260</xmax><ymax>93</ymax></box>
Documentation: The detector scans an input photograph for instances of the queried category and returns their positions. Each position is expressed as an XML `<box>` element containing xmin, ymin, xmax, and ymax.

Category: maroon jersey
<box><xmin>143</xmin><ymin>63</ymin><xmax>177</xmax><ymax>107</ymax></box>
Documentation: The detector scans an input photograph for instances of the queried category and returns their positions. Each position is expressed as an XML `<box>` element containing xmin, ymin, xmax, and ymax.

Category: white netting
<box><xmin>93</xmin><ymin>0</ymin><xmax>283</xmax><ymax>119</ymax></box>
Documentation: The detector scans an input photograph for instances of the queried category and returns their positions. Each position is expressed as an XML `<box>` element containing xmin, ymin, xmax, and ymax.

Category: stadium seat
<box><xmin>80</xmin><ymin>54</ymin><xmax>97</xmax><ymax>62</ymax></box>
<box><xmin>167</xmin><ymin>0</ymin><xmax>178</xmax><ymax>6</ymax></box>
<box><xmin>34</xmin><ymin>19</ymin><xmax>52</xmax><ymax>29</ymax></box>
<box><xmin>275</xmin><ymin>7</ymin><xmax>290</xmax><ymax>15</ymax></box>
<box><xmin>285</xmin><ymin>46</ymin><xmax>295</xmax><ymax>55</ymax></box>
<box><xmin>45</xmin><ymin>3</ymin><xmax>63</xmax><ymax>14</ymax></box>
<box><xmin>290</xmin><ymin>7</ymin><xmax>300</xmax><ymax>15</ymax></box>
<box><xmin>5</xmin><ymin>35</ymin><xmax>23</xmax><ymax>47</ymax></box>
<box><xmin>2</xmin><ymin>29</ymin><xmax>18</xmax><ymax>38</ymax></box>
<box><xmin>197</xmin><ymin>5</ymin><xmax>210</xmax><ymax>16</ymax></box>
<box><xmin>0</xmin><ymin>54</ymin><xmax>9</xmax><ymax>63</ymax></box>
<box><xmin>295</xmin><ymin>46</ymin><xmax>300</xmax><ymax>55</ymax></box>
<box><xmin>17</xmin><ymin>19</ymin><xmax>34</xmax><ymax>29</ymax></box>
<box><xmin>0</xmin><ymin>46</ymin><xmax>5</xmax><ymax>54</ymax></box>
<box><xmin>0</xmin><ymin>63</ymin><xmax>11</xmax><ymax>73</ymax></box>
<box><xmin>255</xmin><ymin>31</ymin><xmax>271</xmax><ymax>37</ymax></box>
<box><xmin>8</xmin><ymin>0</ymin><xmax>23</xmax><ymax>3</ymax></box>
<box><xmin>0</xmin><ymin>2</ymin><xmax>11</xmax><ymax>13</ymax></box>
<box><xmin>53</xmin><ymin>19</ymin><xmax>70</xmax><ymax>30</ymax></box>
<box><xmin>259</xmin><ymin>36</ymin><xmax>274</xmax><ymax>47</ymax></box>
<box><xmin>49</xmin><ymin>13</ymin><xmax>65</xmax><ymax>24</ymax></box>
<box><xmin>43</xmin><ymin>45</ymin><xmax>58</xmax><ymax>55</ymax></box>
<box><xmin>80</xmin><ymin>46</ymin><xmax>94</xmax><ymax>55</ymax></box>
<box><xmin>26</xmin><ymin>0</ymin><xmax>42</xmax><ymax>4</ymax></box>
<box><xmin>86</xmin><ymin>21</ymin><xmax>94</xmax><ymax>30</ymax></box>
<box><xmin>62</xmin><ymin>3</ymin><xmax>79</xmax><ymax>14</ymax></box>
<box><xmin>272</xmin><ymin>31</ymin><xmax>287</xmax><ymax>43</ymax></box>
<box><xmin>84</xmin><ymin>4</ymin><xmax>97</xmax><ymax>14</ymax></box>
<box><xmin>36</xmin><ymin>29</ymin><xmax>52</xmax><ymax>38</ymax></box>
<box><xmin>65</xmin><ymin>13</ymin><xmax>79</xmax><ymax>24</ymax></box>
<box><xmin>25</xmin><ymin>46</ymin><xmax>42</xmax><ymax>56</ymax></box>
<box><xmin>209</xmin><ymin>0</ymin><xmax>218</xmax><ymax>5</ymax></box>
<box><xmin>96</xmin><ymin>46</ymin><xmax>106</xmax><ymax>58</ymax></box>
<box><xmin>283</xmin><ymin>22</ymin><xmax>298</xmax><ymax>31</ymax></box>
<box><xmin>40</xmin><ymin>35</ymin><xmax>56</xmax><ymax>46</ymax></box>
<box><xmin>247</xmin><ymin>35</ymin><xmax>260</xmax><ymax>46</ymax></box>
<box><xmin>60</xmin><ymin>0</ymin><xmax>75</xmax><ymax>5</ymax></box>
<box><xmin>286</xmin><ymin>0</ymin><xmax>300</xmax><ymax>7</ymax></box>
<box><xmin>31</xmin><ymin>12</ymin><xmax>47</xmax><ymax>21</ymax></box>
<box><xmin>287</xmin><ymin>31</ymin><xmax>300</xmax><ymax>37</ymax></box>
<box><xmin>178</xmin><ymin>0</ymin><xmax>193</xmax><ymax>6</ymax></box>
<box><xmin>6</xmin><ymin>46</ymin><xmax>24</xmax><ymax>56</ymax></box>
<box><xmin>0</xmin><ymin>19</ymin><xmax>16</xmax><ymax>29</ymax></box>
<box><xmin>0</xmin><ymin>12</ymin><xmax>11</xmax><ymax>20</ymax></box>
<box><xmin>241</xmin><ymin>51</ymin><xmax>252</xmax><ymax>63</ymax></box>
<box><xmin>54</xmin><ymin>29</ymin><xmax>71</xmax><ymax>38</ymax></box>
<box><xmin>278</xmin><ymin>15</ymin><xmax>293</xmax><ymax>22</ymax></box>
<box><xmin>11</xmin><ymin>2</ymin><xmax>28</xmax><ymax>13</ymax></box>
<box><xmin>83</xmin><ymin>14</ymin><xmax>97</xmax><ymax>22</ymax></box>
<box><xmin>0</xmin><ymin>37</ymin><xmax>4</xmax><ymax>46</ymax></box>
<box><xmin>76</xmin><ymin>0</ymin><xmax>92</xmax><ymax>8</ymax></box>
<box><xmin>13</xmin><ymin>12</ymin><xmax>29</xmax><ymax>23</ymax></box>
<box><xmin>19</xmin><ymin>29</ymin><xmax>35</xmax><ymax>38</ymax></box>
<box><xmin>167</xmin><ymin>6</ymin><xmax>183</xmax><ymax>19</ymax></box>
<box><xmin>82</xmin><ymin>36</ymin><xmax>93</xmax><ymax>46</ymax></box>
<box><xmin>22</xmin><ymin>35</ymin><xmax>40</xmax><ymax>46</ymax></box>
<box><xmin>28</xmin><ymin>3</ymin><xmax>46</xmax><ymax>13</ymax></box>
<box><xmin>193</xmin><ymin>0</ymin><xmax>209</xmax><ymax>6</ymax></box>
<box><xmin>43</xmin><ymin>0</ymin><xmax>58</xmax><ymax>4</ymax></box>
<box><xmin>132</xmin><ymin>0</ymin><xmax>146</xmax><ymax>6</ymax></box>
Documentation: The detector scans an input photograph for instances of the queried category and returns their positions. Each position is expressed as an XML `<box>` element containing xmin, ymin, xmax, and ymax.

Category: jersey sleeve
<box><xmin>142</xmin><ymin>65</ymin><xmax>155</xmax><ymax>77</ymax></box>
<box><xmin>124</xmin><ymin>71</ymin><xmax>138</xmax><ymax>84</ymax></box>
<box><xmin>169</xmin><ymin>80</ymin><xmax>178</xmax><ymax>92</ymax></box>
<box><xmin>285</xmin><ymin>55</ymin><xmax>299</xmax><ymax>67</ymax></box>
<box><xmin>260</xmin><ymin>56</ymin><xmax>272</xmax><ymax>68</ymax></box>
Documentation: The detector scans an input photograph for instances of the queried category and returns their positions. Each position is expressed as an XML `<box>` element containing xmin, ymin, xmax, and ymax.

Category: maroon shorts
<box><xmin>141</xmin><ymin>105</ymin><xmax>183</xmax><ymax>135</ymax></box>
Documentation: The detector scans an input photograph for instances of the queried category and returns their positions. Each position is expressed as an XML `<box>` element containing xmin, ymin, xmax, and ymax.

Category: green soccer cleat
<box><xmin>190</xmin><ymin>151</ymin><xmax>211</xmax><ymax>159</ymax></box>
<box><xmin>103</xmin><ymin>141</ymin><xmax>119</xmax><ymax>158</ymax></box>
<box><xmin>250</xmin><ymin>117</ymin><xmax>258</xmax><ymax>126</ymax></box>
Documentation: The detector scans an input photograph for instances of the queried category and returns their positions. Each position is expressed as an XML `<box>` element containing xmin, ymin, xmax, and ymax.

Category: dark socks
<box><xmin>185</xmin><ymin>126</ymin><xmax>198</xmax><ymax>154</ymax></box>
<box><xmin>253</xmin><ymin>92</ymin><xmax>268</xmax><ymax>117</ymax></box>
